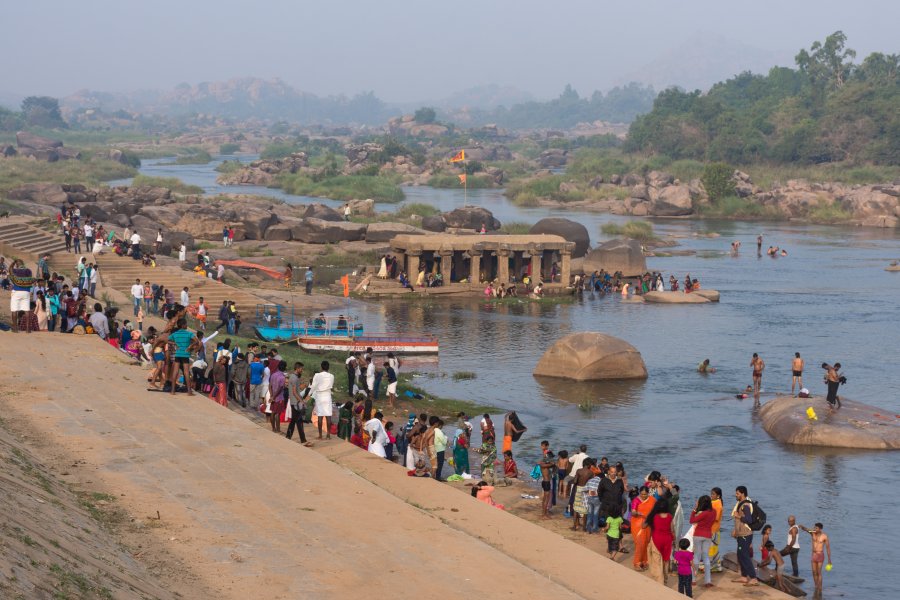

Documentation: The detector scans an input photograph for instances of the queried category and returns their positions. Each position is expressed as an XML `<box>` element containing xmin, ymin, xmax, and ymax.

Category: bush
<box><xmin>0</xmin><ymin>157</ymin><xmax>136</xmax><ymax>192</ymax></box>
<box><xmin>260</xmin><ymin>142</ymin><xmax>299</xmax><ymax>160</ymax></box>
<box><xmin>414</xmin><ymin>107</ymin><xmax>437</xmax><ymax>124</ymax></box>
<box><xmin>131</xmin><ymin>175</ymin><xmax>203</xmax><ymax>195</ymax></box>
<box><xmin>696</xmin><ymin>196</ymin><xmax>784</xmax><ymax>220</ymax></box>
<box><xmin>219</xmin><ymin>142</ymin><xmax>240</xmax><ymax>155</ymax></box>
<box><xmin>278</xmin><ymin>174</ymin><xmax>404</xmax><ymax>203</ymax></box>
<box><xmin>171</xmin><ymin>150</ymin><xmax>212</xmax><ymax>165</ymax></box>
<box><xmin>427</xmin><ymin>174</ymin><xmax>492</xmax><ymax>189</ymax></box>
<box><xmin>701</xmin><ymin>162</ymin><xmax>736</xmax><ymax>201</ymax></box>
<box><xmin>498</xmin><ymin>221</ymin><xmax>533</xmax><ymax>234</ymax></box>
<box><xmin>808</xmin><ymin>201</ymin><xmax>853</xmax><ymax>223</ymax></box>
<box><xmin>395</xmin><ymin>203</ymin><xmax>440</xmax><ymax>219</ymax></box>
<box><xmin>600</xmin><ymin>221</ymin><xmax>656</xmax><ymax>241</ymax></box>
<box><xmin>215</xmin><ymin>159</ymin><xmax>243</xmax><ymax>174</ymax></box>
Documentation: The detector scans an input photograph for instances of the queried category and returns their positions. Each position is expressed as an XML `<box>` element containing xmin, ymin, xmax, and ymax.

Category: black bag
<box><xmin>741</xmin><ymin>500</ymin><xmax>767</xmax><ymax>531</ymax></box>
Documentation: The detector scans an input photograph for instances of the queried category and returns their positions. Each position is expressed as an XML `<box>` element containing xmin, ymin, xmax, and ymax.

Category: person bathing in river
<box><xmin>800</xmin><ymin>523</ymin><xmax>832</xmax><ymax>596</ymax></box>
<box><xmin>750</xmin><ymin>353</ymin><xmax>765</xmax><ymax>403</ymax></box>
<box><xmin>697</xmin><ymin>358</ymin><xmax>716</xmax><ymax>373</ymax></box>
<box><xmin>502</xmin><ymin>411</ymin><xmax>526</xmax><ymax>454</ymax></box>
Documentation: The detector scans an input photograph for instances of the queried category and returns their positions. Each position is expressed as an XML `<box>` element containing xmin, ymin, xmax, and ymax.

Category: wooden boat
<box><xmin>253</xmin><ymin>304</ymin><xmax>363</xmax><ymax>343</ymax></box>
<box><xmin>297</xmin><ymin>333</ymin><xmax>439</xmax><ymax>354</ymax></box>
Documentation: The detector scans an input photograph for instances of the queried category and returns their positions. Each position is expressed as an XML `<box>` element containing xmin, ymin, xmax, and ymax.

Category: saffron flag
<box><xmin>341</xmin><ymin>274</ymin><xmax>350</xmax><ymax>297</ymax></box>
<box><xmin>458</xmin><ymin>174</ymin><xmax>467</xmax><ymax>185</ymax></box>
<box><xmin>449</xmin><ymin>150</ymin><xmax>465</xmax><ymax>162</ymax></box>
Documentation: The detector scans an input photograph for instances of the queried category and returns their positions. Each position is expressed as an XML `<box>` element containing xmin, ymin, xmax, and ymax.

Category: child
<box><xmin>763</xmin><ymin>541</ymin><xmax>788</xmax><ymax>592</ymax></box>
<box><xmin>384</xmin><ymin>421</ymin><xmax>396</xmax><ymax>460</ymax></box>
<box><xmin>674</xmin><ymin>538</ymin><xmax>694</xmax><ymax>597</ymax></box>
<box><xmin>601</xmin><ymin>504</ymin><xmax>624</xmax><ymax>560</ymax></box>
<box><xmin>502</xmin><ymin>450</ymin><xmax>519</xmax><ymax>484</ymax></box>
<box><xmin>736</xmin><ymin>385</ymin><xmax>753</xmax><ymax>399</ymax></box>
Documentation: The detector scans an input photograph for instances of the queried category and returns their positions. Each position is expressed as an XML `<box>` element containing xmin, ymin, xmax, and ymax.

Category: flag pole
<box><xmin>463</xmin><ymin>158</ymin><xmax>468</xmax><ymax>207</ymax></box>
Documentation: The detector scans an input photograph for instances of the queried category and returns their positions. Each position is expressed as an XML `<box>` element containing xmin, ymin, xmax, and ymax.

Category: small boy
<box><xmin>674</xmin><ymin>538</ymin><xmax>694</xmax><ymax>597</ymax></box>
<box><xmin>601</xmin><ymin>505</ymin><xmax>624</xmax><ymax>560</ymax></box>
<box><xmin>763</xmin><ymin>540</ymin><xmax>788</xmax><ymax>592</ymax></box>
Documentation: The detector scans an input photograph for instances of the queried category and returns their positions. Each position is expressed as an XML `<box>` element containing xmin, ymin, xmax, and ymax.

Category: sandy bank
<box><xmin>0</xmin><ymin>331</ymin><xmax>680</xmax><ymax>599</ymax></box>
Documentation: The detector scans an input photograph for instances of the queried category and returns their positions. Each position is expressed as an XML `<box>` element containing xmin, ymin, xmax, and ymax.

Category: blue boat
<box><xmin>253</xmin><ymin>304</ymin><xmax>363</xmax><ymax>342</ymax></box>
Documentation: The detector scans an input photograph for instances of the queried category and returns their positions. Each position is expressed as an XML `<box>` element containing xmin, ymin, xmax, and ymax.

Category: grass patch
<box><xmin>278</xmin><ymin>173</ymin><xmax>404</xmax><ymax>203</ymax></box>
<box><xmin>808</xmin><ymin>201</ymin><xmax>854</xmax><ymax>224</ymax></box>
<box><xmin>49</xmin><ymin>563</ymin><xmax>113</xmax><ymax>600</ymax></box>
<box><xmin>498</xmin><ymin>221</ymin><xmax>533</xmax><ymax>234</ymax></box>
<box><xmin>395</xmin><ymin>202</ymin><xmax>440</xmax><ymax>219</ymax></box>
<box><xmin>215</xmin><ymin>159</ymin><xmax>244</xmax><ymax>174</ymax></box>
<box><xmin>314</xmin><ymin>247</ymin><xmax>378</xmax><ymax>268</ymax></box>
<box><xmin>130</xmin><ymin>174</ymin><xmax>203</xmax><ymax>195</ymax></box>
<box><xmin>427</xmin><ymin>174</ymin><xmax>493</xmax><ymax>188</ymax></box>
<box><xmin>746</xmin><ymin>163</ymin><xmax>900</xmax><ymax>189</ymax></box>
<box><xmin>0</xmin><ymin>157</ymin><xmax>136</xmax><ymax>192</ymax></box>
<box><xmin>167</xmin><ymin>150</ymin><xmax>212</xmax><ymax>165</ymax></box>
<box><xmin>451</xmin><ymin>371</ymin><xmax>477</xmax><ymax>381</ymax></box>
<box><xmin>600</xmin><ymin>221</ymin><xmax>657</xmax><ymax>241</ymax></box>
<box><xmin>195</xmin><ymin>241</ymin><xmax>216</xmax><ymax>250</ymax></box>
<box><xmin>505</xmin><ymin>175</ymin><xmax>581</xmax><ymax>204</ymax></box>
<box><xmin>697</xmin><ymin>196</ymin><xmax>785</xmax><ymax>220</ymax></box>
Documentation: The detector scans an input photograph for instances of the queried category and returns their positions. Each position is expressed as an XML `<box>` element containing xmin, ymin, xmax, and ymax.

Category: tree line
<box><xmin>626</xmin><ymin>32</ymin><xmax>900</xmax><ymax>165</ymax></box>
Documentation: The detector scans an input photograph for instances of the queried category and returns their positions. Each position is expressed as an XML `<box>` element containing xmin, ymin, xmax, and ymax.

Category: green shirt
<box><xmin>606</xmin><ymin>516</ymin><xmax>624</xmax><ymax>539</ymax></box>
<box><xmin>169</xmin><ymin>329</ymin><xmax>195</xmax><ymax>358</ymax></box>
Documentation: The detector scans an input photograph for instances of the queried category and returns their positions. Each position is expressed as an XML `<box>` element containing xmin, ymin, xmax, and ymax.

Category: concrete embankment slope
<box><xmin>0</xmin><ymin>332</ymin><xmax>678</xmax><ymax>599</ymax></box>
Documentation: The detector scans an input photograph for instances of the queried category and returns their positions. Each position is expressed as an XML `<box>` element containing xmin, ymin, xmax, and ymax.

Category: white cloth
<box><xmin>311</xmin><ymin>371</ymin><xmax>334</xmax><ymax>417</ymax></box>
<box><xmin>178</xmin><ymin>246</ymin><xmax>186</xmax><ymax>262</ymax></box>
<box><xmin>377</xmin><ymin>257</ymin><xmax>388</xmax><ymax>278</ymax></box>
<box><xmin>365</xmin><ymin>418</ymin><xmax>388</xmax><ymax>457</ymax></box>
<box><xmin>92</xmin><ymin>239</ymin><xmax>103</xmax><ymax>254</ymax></box>
<box><xmin>11</xmin><ymin>290</ymin><xmax>31</xmax><ymax>312</ymax></box>
<box><xmin>787</xmin><ymin>526</ymin><xmax>801</xmax><ymax>549</ymax></box>
<box><xmin>130</xmin><ymin>233</ymin><xmax>141</xmax><ymax>246</ymax></box>
<box><xmin>366</xmin><ymin>362</ymin><xmax>375</xmax><ymax>391</ymax></box>
<box><xmin>180</xmin><ymin>290</ymin><xmax>189</xmax><ymax>305</ymax></box>
<box><xmin>130</xmin><ymin>283</ymin><xmax>143</xmax><ymax>299</ymax></box>
<box><xmin>387</xmin><ymin>381</ymin><xmax>398</xmax><ymax>395</ymax></box>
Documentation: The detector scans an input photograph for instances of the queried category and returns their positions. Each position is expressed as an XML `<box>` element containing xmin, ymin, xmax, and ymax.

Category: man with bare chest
<box><xmin>801</xmin><ymin>523</ymin><xmax>832</xmax><ymax>595</ymax></box>
<box><xmin>571</xmin><ymin>459</ymin><xmax>595</xmax><ymax>532</ymax></box>
<box><xmin>791</xmin><ymin>353</ymin><xmax>804</xmax><ymax>397</ymax></box>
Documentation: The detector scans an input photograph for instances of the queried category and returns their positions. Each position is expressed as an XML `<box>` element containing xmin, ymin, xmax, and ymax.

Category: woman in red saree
<box><xmin>630</xmin><ymin>485</ymin><xmax>656</xmax><ymax>570</ymax></box>
<box><xmin>645</xmin><ymin>495</ymin><xmax>675</xmax><ymax>585</ymax></box>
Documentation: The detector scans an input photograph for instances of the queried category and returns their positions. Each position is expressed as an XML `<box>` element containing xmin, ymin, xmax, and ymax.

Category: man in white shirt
<box><xmin>310</xmin><ymin>361</ymin><xmax>335</xmax><ymax>439</ymax></box>
<box><xmin>83</xmin><ymin>223</ymin><xmax>94</xmax><ymax>249</ymax></box>
<box><xmin>89</xmin><ymin>302</ymin><xmax>109</xmax><ymax>339</ymax></box>
<box><xmin>180</xmin><ymin>287</ymin><xmax>190</xmax><ymax>306</ymax></box>
<box><xmin>130</xmin><ymin>278</ymin><xmax>143</xmax><ymax>316</ymax></box>
<box><xmin>566</xmin><ymin>444</ymin><xmax>589</xmax><ymax>515</ymax></box>
<box><xmin>155</xmin><ymin>230</ymin><xmax>163</xmax><ymax>254</ymax></box>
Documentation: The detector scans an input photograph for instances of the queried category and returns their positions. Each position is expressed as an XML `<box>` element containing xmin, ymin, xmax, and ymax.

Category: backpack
<box><xmin>741</xmin><ymin>500</ymin><xmax>767</xmax><ymax>531</ymax></box>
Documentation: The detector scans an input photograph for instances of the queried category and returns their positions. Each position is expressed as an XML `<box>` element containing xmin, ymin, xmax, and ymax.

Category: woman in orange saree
<box><xmin>630</xmin><ymin>485</ymin><xmax>656</xmax><ymax>570</ymax></box>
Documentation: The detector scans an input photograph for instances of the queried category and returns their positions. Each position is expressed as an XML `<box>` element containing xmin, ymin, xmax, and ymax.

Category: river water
<box><xmin>122</xmin><ymin>155</ymin><xmax>900</xmax><ymax>598</ymax></box>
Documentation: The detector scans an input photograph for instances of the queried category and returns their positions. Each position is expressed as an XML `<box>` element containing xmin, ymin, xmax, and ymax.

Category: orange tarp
<box><xmin>215</xmin><ymin>259</ymin><xmax>285</xmax><ymax>280</ymax></box>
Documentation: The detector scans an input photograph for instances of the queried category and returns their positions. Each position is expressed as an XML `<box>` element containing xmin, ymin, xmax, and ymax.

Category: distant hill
<box><xmin>615</xmin><ymin>33</ymin><xmax>789</xmax><ymax>92</ymax></box>
<box><xmin>61</xmin><ymin>77</ymin><xmax>400</xmax><ymax>125</ymax></box>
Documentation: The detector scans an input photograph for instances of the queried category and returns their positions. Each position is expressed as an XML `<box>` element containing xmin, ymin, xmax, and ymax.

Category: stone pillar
<box><xmin>560</xmin><ymin>246</ymin><xmax>572</xmax><ymax>286</ymax></box>
<box><xmin>469</xmin><ymin>250</ymin><xmax>482</xmax><ymax>283</ymax></box>
<box><xmin>513</xmin><ymin>251</ymin><xmax>523</xmax><ymax>281</ymax></box>
<box><xmin>440</xmin><ymin>250</ymin><xmax>453</xmax><ymax>283</ymax></box>
<box><xmin>407</xmin><ymin>250</ymin><xmax>421</xmax><ymax>279</ymax></box>
<box><xmin>497</xmin><ymin>246</ymin><xmax>510</xmax><ymax>284</ymax></box>
<box><xmin>530</xmin><ymin>252</ymin><xmax>541</xmax><ymax>283</ymax></box>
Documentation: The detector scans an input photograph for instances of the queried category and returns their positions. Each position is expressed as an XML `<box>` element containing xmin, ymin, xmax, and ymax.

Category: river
<box><xmin>121</xmin><ymin>155</ymin><xmax>900</xmax><ymax>598</ymax></box>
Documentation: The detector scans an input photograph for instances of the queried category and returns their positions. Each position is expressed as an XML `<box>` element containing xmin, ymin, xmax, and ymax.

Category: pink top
<box><xmin>674</xmin><ymin>550</ymin><xmax>694</xmax><ymax>576</ymax></box>
<box><xmin>476</xmin><ymin>486</ymin><xmax>496</xmax><ymax>505</ymax></box>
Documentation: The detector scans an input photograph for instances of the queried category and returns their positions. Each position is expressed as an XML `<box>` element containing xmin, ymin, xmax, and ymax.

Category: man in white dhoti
<box><xmin>310</xmin><ymin>361</ymin><xmax>335</xmax><ymax>439</ymax></box>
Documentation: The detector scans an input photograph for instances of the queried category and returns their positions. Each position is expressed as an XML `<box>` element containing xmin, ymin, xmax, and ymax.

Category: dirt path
<box><xmin>0</xmin><ymin>332</ymin><xmax>681</xmax><ymax>599</ymax></box>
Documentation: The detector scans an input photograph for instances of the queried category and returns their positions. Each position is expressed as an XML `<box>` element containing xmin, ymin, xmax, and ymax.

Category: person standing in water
<box><xmin>750</xmin><ymin>353</ymin><xmax>765</xmax><ymax>404</ymax></box>
<box><xmin>757</xmin><ymin>234</ymin><xmax>763</xmax><ymax>254</ymax></box>
<box><xmin>791</xmin><ymin>352</ymin><xmax>804</xmax><ymax>397</ymax></box>
<box><xmin>800</xmin><ymin>522</ymin><xmax>832</xmax><ymax>596</ymax></box>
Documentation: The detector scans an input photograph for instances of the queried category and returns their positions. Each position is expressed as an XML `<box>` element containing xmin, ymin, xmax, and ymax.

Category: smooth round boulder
<box><xmin>581</xmin><ymin>238</ymin><xmax>646</xmax><ymax>276</ymax></box>
<box><xmin>643</xmin><ymin>291</ymin><xmax>711</xmax><ymax>304</ymax></box>
<box><xmin>533</xmin><ymin>332</ymin><xmax>648</xmax><ymax>381</ymax></box>
<box><xmin>529</xmin><ymin>217</ymin><xmax>590</xmax><ymax>258</ymax></box>
<box><xmin>691</xmin><ymin>289</ymin><xmax>720</xmax><ymax>302</ymax></box>
<box><xmin>760</xmin><ymin>395</ymin><xmax>900</xmax><ymax>450</ymax></box>
<box><xmin>886</xmin><ymin>263</ymin><xmax>900</xmax><ymax>272</ymax></box>
<box><xmin>442</xmin><ymin>206</ymin><xmax>500</xmax><ymax>231</ymax></box>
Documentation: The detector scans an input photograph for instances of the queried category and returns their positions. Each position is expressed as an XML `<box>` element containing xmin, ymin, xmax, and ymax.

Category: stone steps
<box><xmin>0</xmin><ymin>222</ymin><xmax>67</xmax><ymax>256</ymax></box>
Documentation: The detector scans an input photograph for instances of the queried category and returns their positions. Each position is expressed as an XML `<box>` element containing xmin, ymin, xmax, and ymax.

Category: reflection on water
<box><xmin>130</xmin><ymin>155</ymin><xmax>900</xmax><ymax>598</ymax></box>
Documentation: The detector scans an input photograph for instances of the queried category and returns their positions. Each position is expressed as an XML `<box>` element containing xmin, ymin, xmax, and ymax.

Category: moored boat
<box><xmin>253</xmin><ymin>304</ymin><xmax>362</xmax><ymax>342</ymax></box>
<box><xmin>297</xmin><ymin>333</ymin><xmax>439</xmax><ymax>354</ymax></box>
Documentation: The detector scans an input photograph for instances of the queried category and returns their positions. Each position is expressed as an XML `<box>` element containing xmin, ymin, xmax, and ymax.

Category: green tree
<box><xmin>413</xmin><ymin>107</ymin><xmax>436</xmax><ymax>124</ymax></box>
<box><xmin>795</xmin><ymin>31</ymin><xmax>856</xmax><ymax>90</ymax></box>
<box><xmin>21</xmin><ymin>96</ymin><xmax>66</xmax><ymax>128</ymax></box>
<box><xmin>700</xmin><ymin>163</ymin><xmax>736</xmax><ymax>201</ymax></box>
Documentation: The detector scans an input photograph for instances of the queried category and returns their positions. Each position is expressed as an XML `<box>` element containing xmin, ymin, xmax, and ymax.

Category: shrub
<box><xmin>171</xmin><ymin>150</ymin><xmax>212</xmax><ymax>165</ymax></box>
<box><xmin>219</xmin><ymin>142</ymin><xmax>240</xmax><ymax>155</ymax></box>
<box><xmin>498</xmin><ymin>221</ymin><xmax>533</xmax><ymax>234</ymax></box>
<box><xmin>601</xmin><ymin>221</ymin><xmax>656</xmax><ymax>241</ymax></box>
<box><xmin>131</xmin><ymin>175</ymin><xmax>203</xmax><ymax>195</ymax></box>
<box><xmin>808</xmin><ymin>201</ymin><xmax>853</xmax><ymax>223</ymax></box>
<box><xmin>215</xmin><ymin>159</ymin><xmax>243</xmax><ymax>174</ymax></box>
<box><xmin>278</xmin><ymin>174</ymin><xmax>404</xmax><ymax>203</ymax></box>
<box><xmin>701</xmin><ymin>162</ymin><xmax>736</xmax><ymax>201</ymax></box>
<box><xmin>260</xmin><ymin>142</ymin><xmax>299</xmax><ymax>160</ymax></box>
<box><xmin>395</xmin><ymin>203</ymin><xmax>440</xmax><ymax>219</ymax></box>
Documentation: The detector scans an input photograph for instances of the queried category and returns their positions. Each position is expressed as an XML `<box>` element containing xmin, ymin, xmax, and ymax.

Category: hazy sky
<box><xmin>5</xmin><ymin>0</ymin><xmax>898</xmax><ymax>101</ymax></box>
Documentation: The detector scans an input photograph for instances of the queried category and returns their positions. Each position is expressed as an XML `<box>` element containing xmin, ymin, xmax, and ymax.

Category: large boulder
<box><xmin>301</xmin><ymin>203</ymin><xmax>344</xmax><ymax>222</ymax></box>
<box><xmin>291</xmin><ymin>218</ymin><xmax>366</xmax><ymax>244</ymax></box>
<box><xmin>581</xmin><ymin>238</ymin><xmax>646</xmax><ymax>276</ymax></box>
<box><xmin>692</xmin><ymin>289</ymin><xmax>720</xmax><ymax>302</ymax></box>
<box><xmin>264</xmin><ymin>223</ymin><xmax>293</xmax><ymax>241</ymax></box>
<box><xmin>533</xmin><ymin>332</ymin><xmax>648</xmax><ymax>381</ymax></box>
<box><xmin>528</xmin><ymin>217</ymin><xmax>590</xmax><ymax>258</ymax></box>
<box><xmin>365</xmin><ymin>222</ymin><xmax>426</xmax><ymax>243</ymax></box>
<box><xmin>442</xmin><ymin>206</ymin><xmax>500</xmax><ymax>231</ymax></box>
<box><xmin>241</xmin><ymin>209</ymin><xmax>277</xmax><ymax>240</ymax></box>
<box><xmin>137</xmin><ymin>206</ymin><xmax>180</xmax><ymax>230</ymax></box>
<box><xmin>344</xmin><ymin>198</ymin><xmax>375</xmax><ymax>217</ymax></box>
<box><xmin>643</xmin><ymin>291</ymin><xmax>711</xmax><ymax>304</ymax></box>
<box><xmin>80</xmin><ymin>203</ymin><xmax>111</xmax><ymax>222</ymax></box>
<box><xmin>6</xmin><ymin>183</ymin><xmax>68</xmax><ymax>206</ymax></box>
<box><xmin>16</xmin><ymin>131</ymin><xmax>63</xmax><ymax>150</ymax></box>
<box><xmin>421</xmin><ymin>215</ymin><xmax>447</xmax><ymax>232</ymax></box>
<box><xmin>760</xmin><ymin>396</ymin><xmax>900</xmax><ymax>450</ymax></box>
<box><xmin>650</xmin><ymin>185</ymin><xmax>693</xmax><ymax>216</ymax></box>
